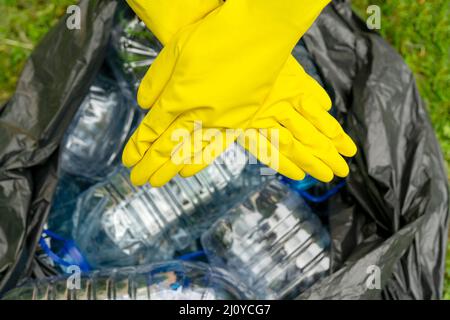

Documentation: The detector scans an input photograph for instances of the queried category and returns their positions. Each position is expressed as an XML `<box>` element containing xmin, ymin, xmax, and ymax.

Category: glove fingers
<box><xmin>180</xmin><ymin>162</ymin><xmax>209</xmax><ymax>178</ymax></box>
<box><xmin>149</xmin><ymin>161</ymin><xmax>184</xmax><ymax>187</ymax></box>
<box><xmin>332</xmin><ymin>131</ymin><xmax>358</xmax><ymax>157</ymax></box>
<box><xmin>295</xmin><ymin>89</ymin><xmax>358</xmax><ymax>157</ymax></box>
<box><xmin>297</xmin><ymin>89</ymin><xmax>357</xmax><ymax>156</ymax></box>
<box><xmin>137</xmin><ymin>40</ymin><xmax>179</xmax><ymax>109</ymax></box>
<box><xmin>180</xmin><ymin>157</ymin><xmax>209</xmax><ymax>178</ymax></box>
<box><xmin>129</xmin><ymin>115</ymin><xmax>195</xmax><ymax>186</ymax></box>
<box><xmin>296</xmin><ymin>96</ymin><xmax>343</xmax><ymax>139</ymax></box>
<box><xmin>130</xmin><ymin>145</ymin><xmax>168</xmax><ymax>186</ymax></box>
<box><xmin>276</xmin><ymin>106</ymin><xmax>349</xmax><ymax>177</ymax></box>
<box><xmin>284</xmin><ymin>56</ymin><xmax>332</xmax><ymax>111</ymax></box>
<box><xmin>285</xmin><ymin>66</ymin><xmax>356</xmax><ymax>156</ymax></box>
<box><xmin>274</xmin><ymin>127</ymin><xmax>335</xmax><ymax>182</ymax></box>
<box><xmin>276</xmin><ymin>104</ymin><xmax>325</xmax><ymax>143</ymax></box>
<box><xmin>290</xmin><ymin>143</ymin><xmax>334</xmax><ymax>183</ymax></box>
<box><xmin>180</xmin><ymin>129</ymin><xmax>236</xmax><ymax>178</ymax></box>
<box><xmin>152</xmin><ymin>115</ymin><xmax>199</xmax><ymax>158</ymax></box>
<box><xmin>238</xmin><ymin>130</ymin><xmax>306</xmax><ymax>181</ymax></box>
<box><xmin>122</xmin><ymin>105</ymin><xmax>178</xmax><ymax>167</ymax></box>
<box><xmin>129</xmin><ymin>137</ymin><xmax>187</xmax><ymax>186</ymax></box>
<box><xmin>122</xmin><ymin>127</ymin><xmax>152</xmax><ymax>168</ymax></box>
<box><xmin>148</xmin><ymin>129</ymin><xmax>211</xmax><ymax>185</ymax></box>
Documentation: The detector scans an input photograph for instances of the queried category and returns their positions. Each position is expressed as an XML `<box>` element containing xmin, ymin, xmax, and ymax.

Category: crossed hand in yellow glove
<box><xmin>124</xmin><ymin>0</ymin><xmax>357</xmax><ymax>187</ymax></box>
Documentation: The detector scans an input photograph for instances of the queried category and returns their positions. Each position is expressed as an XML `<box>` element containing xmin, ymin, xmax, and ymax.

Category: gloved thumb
<box><xmin>137</xmin><ymin>40</ymin><xmax>179</xmax><ymax>109</ymax></box>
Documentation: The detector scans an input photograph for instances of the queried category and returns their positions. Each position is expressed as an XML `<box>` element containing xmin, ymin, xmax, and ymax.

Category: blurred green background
<box><xmin>0</xmin><ymin>0</ymin><xmax>449</xmax><ymax>298</ymax></box>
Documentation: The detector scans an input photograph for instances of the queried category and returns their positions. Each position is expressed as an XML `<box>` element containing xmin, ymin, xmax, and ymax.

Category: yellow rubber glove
<box><xmin>126</xmin><ymin>0</ymin><xmax>357</xmax><ymax>183</ymax></box>
<box><xmin>124</xmin><ymin>0</ymin><xmax>357</xmax><ymax>186</ymax></box>
<box><xmin>181</xmin><ymin>57</ymin><xmax>357</xmax><ymax>182</ymax></box>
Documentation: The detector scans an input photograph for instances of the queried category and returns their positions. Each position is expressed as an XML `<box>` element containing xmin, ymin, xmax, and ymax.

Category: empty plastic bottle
<box><xmin>2</xmin><ymin>261</ymin><xmax>252</xmax><ymax>300</ymax></box>
<box><xmin>108</xmin><ymin>8</ymin><xmax>161</xmax><ymax>97</ymax></box>
<box><xmin>201</xmin><ymin>180</ymin><xmax>331</xmax><ymax>299</ymax></box>
<box><xmin>71</xmin><ymin>144</ymin><xmax>270</xmax><ymax>269</ymax></box>
<box><xmin>60</xmin><ymin>73</ymin><xmax>136</xmax><ymax>180</ymax></box>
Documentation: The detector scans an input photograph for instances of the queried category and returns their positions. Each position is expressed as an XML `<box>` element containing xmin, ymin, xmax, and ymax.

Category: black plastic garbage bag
<box><xmin>0</xmin><ymin>0</ymin><xmax>448</xmax><ymax>299</ymax></box>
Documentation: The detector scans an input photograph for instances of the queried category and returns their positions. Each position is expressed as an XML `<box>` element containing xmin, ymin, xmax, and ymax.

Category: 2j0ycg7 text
<box><xmin>223</xmin><ymin>304</ymin><xmax>271</xmax><ymax>317</ymax></box>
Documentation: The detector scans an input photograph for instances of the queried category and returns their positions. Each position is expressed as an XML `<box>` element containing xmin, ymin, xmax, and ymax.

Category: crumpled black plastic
<box><xmin>0</xmin><ymin>0</ymin><xmax>448</xmax><ymax>299</ymax></box>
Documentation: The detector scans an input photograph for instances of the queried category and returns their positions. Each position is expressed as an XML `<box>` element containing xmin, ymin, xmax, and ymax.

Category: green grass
<box><xmin>0</xmin><ymin>0</ymin><xmax>76</xmax><ymax>104</ymax></box>
<box><xmin>0</xmin><ymin>0</ymin><xmax>449</xmax><ymax>299</ymax></box>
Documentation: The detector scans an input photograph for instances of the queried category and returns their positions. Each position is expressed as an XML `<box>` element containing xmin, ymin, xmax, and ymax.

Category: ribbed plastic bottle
<box><xmin>2</xmin><ymin>261</ymin><xmax>252</xmax><ymax>300</ymax></box>
<box><xmin>202</xmin><ymin>180</ymin><xmax>331</xmax><ymax>299</ymax></box>
<box><xmin>71</xmin><ymin>144</ymin><xmax>270</xmax><ymax>269</ymax></box>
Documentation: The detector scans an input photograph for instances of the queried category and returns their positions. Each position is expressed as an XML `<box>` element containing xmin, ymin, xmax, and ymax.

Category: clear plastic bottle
<box><xmin>60</xmin><ymin>73</ymin><xmax>136</xmax><ymax>180</ymax></box>
<box><xmin>108</xmin><ymin>8</ymin><xmax>161</xmax><ymax>97</ymax></box>
<box><xmin>71</xmin><ymin>144</ymin><xmax>270</xmax><ymax>269</ymax></box>
<box><xmin>2</xmin><ymin>261</ymin><xmax>252</xmax><ymax>300</ymax></box>
<box><xmin>201</xmin><ymin>180</ymin><xmax>331</xmax><ymax>299</ymax></box>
